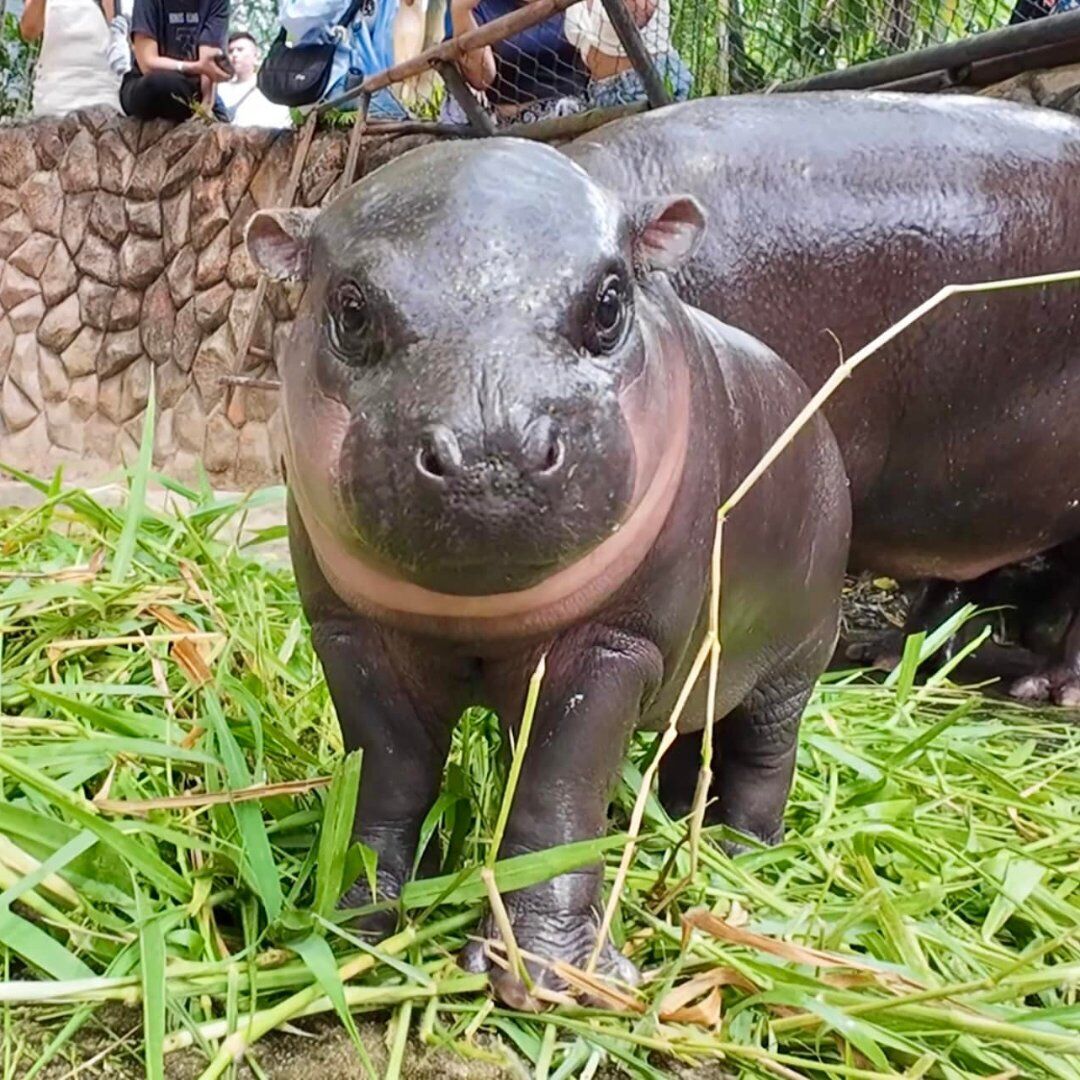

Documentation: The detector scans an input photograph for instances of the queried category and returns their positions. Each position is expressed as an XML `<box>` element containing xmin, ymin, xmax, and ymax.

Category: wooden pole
<box><xmin>317</xmin><ymin>0</ymin><xmax>584</xmax><ymax>111</ymax></box>
<box><xmin>437</xmin><ymin>60</ymin><xmax>497</xmax><ymax>135</ymax></box>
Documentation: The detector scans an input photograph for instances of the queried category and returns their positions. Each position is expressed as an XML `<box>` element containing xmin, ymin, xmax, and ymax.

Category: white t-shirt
<box><xmin>33</xmin><ymin>0</ymin><xmax>121</xmax><ymax>118</ymax></box>
<box><xmin>217</xmin><ymin>77</ymin><xmax>293</xmax><ymax>129</ymax></box>
<box><xmin>563</xmin><ymin>0</ymin><xmax>671</xmax><ymax>59</ymax></box>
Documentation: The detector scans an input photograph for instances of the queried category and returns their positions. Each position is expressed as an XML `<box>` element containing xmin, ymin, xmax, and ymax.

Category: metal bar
<box><xmin>317</xmin><ymin>0</ymin><xmax>584</xmax><ymax>112</ymax></box>
<box><xmin>777</xmin><ymin>9</ymin><xmax>1080</xmax><ymax>93</ymax></box>
<box><xmin>596</xmin><ymin>0</ymin><xmax>672</xmax><ymax>108</ymax></box>
<box><xmin>874</xmin><ymin>36</ymin><xmax>1080</xmax><ymax>92</ymax></box>
<box><xmin>437</xmin><ymin>60</ymin><xmax>497</xmax><ymax>135</ymax></box>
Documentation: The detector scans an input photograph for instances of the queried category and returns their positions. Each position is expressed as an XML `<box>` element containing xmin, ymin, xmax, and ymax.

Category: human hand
<box><xmin>196</xmin><ymin>50</ymin><xmax>232</xmax><ymax>82</ymax></box>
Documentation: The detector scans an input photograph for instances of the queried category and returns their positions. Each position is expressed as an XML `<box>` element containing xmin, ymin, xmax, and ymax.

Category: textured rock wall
<box><xmin>0</xmin><ymin>108</ymin><xmax>431</xmax><ymax>489</ymax></box>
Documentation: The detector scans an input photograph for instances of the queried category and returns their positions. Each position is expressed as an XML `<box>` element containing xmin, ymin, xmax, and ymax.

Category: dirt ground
<box><xmin>17</xmin><ymin>1008</ymin><xmax>736</xmax><ymax>1079</ymax></box>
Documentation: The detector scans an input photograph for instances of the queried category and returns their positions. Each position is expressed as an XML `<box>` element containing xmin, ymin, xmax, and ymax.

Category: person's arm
<box><xmin>197</xmin><ymin>0</ymin><xmax>229</xmax><ymax>107</ymax></box>
<box><xmin>19</xmin><ymin>0</ymin><xmax>45</xmax><ymax>41</ymax></box>
<box><xmin>450</xmin><ymin>0</ymin><xmax>496</xmax><ymax>91</ymax></box>
<box><xmin>132</xmin><ymin>33</ymin><xmax>204</xmax><ymax>75</ymax></box>
<box><xmin>101</xmin><ymin>0</ymin><xmax>116</xmax><ymax>20</ymax></box>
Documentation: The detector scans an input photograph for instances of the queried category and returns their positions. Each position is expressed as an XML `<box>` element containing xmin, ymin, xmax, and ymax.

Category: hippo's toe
<box><xmin>460</xmin><ymin>908</ymin><xmax>640</xmax><ymax>1009</ymax></box>
<box><xmin>1009</xmin><ymin>667</ymin><xmax>1080</xmax><ymax>708</ymax></box>
<box><xmin>336</xmin><ymin>869</ymin><xmax>405</xmax><ymax>939</ymax></box>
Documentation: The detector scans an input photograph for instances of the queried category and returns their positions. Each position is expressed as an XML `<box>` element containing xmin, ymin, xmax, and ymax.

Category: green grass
<box><xmin>0</xmin><ymin>461</ymin><xmax>1078</xmax><ymax>1079</ymax></box>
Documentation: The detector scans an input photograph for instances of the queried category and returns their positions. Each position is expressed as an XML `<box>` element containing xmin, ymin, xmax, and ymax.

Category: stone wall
<box><xmin>0</xmin><ymin>108</ymin><xmax>431</xmax><ymax>489</ymax></box>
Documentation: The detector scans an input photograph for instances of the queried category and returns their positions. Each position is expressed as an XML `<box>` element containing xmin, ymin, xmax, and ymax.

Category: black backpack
<box><xmin>257</xmin><ymin>0</ymin><xmax>374</xmax><ymax>108</ymax></box>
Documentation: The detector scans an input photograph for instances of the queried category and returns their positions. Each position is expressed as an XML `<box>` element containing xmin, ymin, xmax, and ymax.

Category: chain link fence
<box><xmin>452</xmin><ymin>0</ymin><xmax>1021</xmax><ymax>125</ymax></box>
<box><xmin>0</xmin><ymin>0</ymin><xmax>1047</xmax><ymax>124</ymax></box>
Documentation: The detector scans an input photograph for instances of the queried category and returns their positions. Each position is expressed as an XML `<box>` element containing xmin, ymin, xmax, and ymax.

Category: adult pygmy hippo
<box><xmin>566</xmin><ymin>92</ymin><xmax>1080</xmax><ymax>702</ymax></box>
<box><xmin>245</xmin><ymin>139</ymin><xmax>850</xmax><ymax>1000</ymax></box>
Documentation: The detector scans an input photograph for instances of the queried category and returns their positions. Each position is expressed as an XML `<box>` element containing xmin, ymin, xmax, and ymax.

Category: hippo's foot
<box><xmin>460</xmin><ymin>893</ymin><xmax>639</xmax><ymax>1009</ymax></box>
<box><xmin>337</xmin><ymin>866</ymin><xmax>407</xmax><ymax>939</ymax></box>
<box><xmin>721</xmin><ymin>822</ymin><xmax>784</xmax><ymax>858</ymax></box>
<box><xmin>841</xmin><ymin>631</ymin><xmax>903</xmax><ymax>671</ymax></box>
<box><xmin>1009</xmin><ymin>666</ymin><xmax>1080</xmax><ymax>708</ymax></box>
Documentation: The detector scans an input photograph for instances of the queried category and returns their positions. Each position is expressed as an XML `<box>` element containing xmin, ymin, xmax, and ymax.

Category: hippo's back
<box><xmin>566</xmin><ymin>93</ymin><xmax>1080</xmax><ymax>581</ymax></box>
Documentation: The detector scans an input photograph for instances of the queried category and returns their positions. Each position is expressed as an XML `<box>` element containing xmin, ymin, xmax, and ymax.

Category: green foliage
<box><xmin>668</xmin><ymin>0</ymin><xmax>1017</xmax><ymax>94</ymax></box>
<box><xmin>230</xmin><ymin>0</ymin><xmax>282</xmax><ymax>49</ymax></box>
<box><xmin>0</xmin><ymin>13</ymin><xmax>37</xmax><ymax>120</ymax></box>
<box><xmin>0</xmin><ymin>456</ymin><xmax>1077</xmax><ymax>1076</ymax></box>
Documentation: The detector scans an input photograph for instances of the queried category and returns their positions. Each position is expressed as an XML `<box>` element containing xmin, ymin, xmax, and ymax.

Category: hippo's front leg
<box><xmin>462</xmin><ymin>628</ymin><xmax>663</xmax><ymax>1005</ymax></box>
<box><xmin>311</xmin><ymin>618</ymin><xmax>455</xmax><ymax>932</ymax></box>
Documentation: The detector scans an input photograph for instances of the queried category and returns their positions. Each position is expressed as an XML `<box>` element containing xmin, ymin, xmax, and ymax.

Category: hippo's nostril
<box><xmin>417</xmin><ymin>425</ymin><xmax>462</xmax><ymax>482</ymax></box>
<box><xmin>540</xmin><ymin>436</ymin><xmax>565</xmax><ymax>475</ymax></box>
<box><xmin>417</xmin><ymin>446</ymin><xmax>445</xmax><ymax>479</ymax></box>
<box><xmin>524</xmin><ymin>416</ymin><xmax>565</xmax><ymax>477</ymax></box>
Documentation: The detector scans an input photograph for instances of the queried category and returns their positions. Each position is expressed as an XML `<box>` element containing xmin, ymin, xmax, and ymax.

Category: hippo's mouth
<box><xmin>290</xmin><ymin>360</ymin><xmax>691</xmax><ymax>641</ymax></box>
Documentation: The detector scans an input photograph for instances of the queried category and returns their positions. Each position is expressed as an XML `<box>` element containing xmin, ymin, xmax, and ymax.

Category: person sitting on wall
<box><xmin>20</xmin><ymin>0</ymin><xmax>127</xmax><ymax>117</ymax></box>
<box><xmin>446</xmin><ymin>0</ymin><xmax>591</xmax><ymax>124</ymax></box>
<box><xmin>120</xmin><ymin>0</ymin><xmax>232</xmax><ymax>120</ymax></box>
<box><xmin>216</xmin><ymin>30</ymin><xmax>292</xmax><ymax>127</ymax></box>
<box><xmin>563</xmin><ymin>0</ymin><xmax>692</xmax><ymax>106</ymax></box>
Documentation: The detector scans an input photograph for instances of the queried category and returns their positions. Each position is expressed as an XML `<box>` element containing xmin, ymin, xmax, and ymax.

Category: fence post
<box><xmin>437</xmin><ymin>60</ymin><xmax>498</xmax><ymax>135</ymax></box>
<box><xmin>596</xmin><ymin>0</ymin><xmax>672</xmax><ymax>108</ymax></box>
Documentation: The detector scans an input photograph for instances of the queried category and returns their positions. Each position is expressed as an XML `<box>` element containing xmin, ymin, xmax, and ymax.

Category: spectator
<box><xmin>120</xmin><ymin>0</ymin><xmax>231</xmax><ymax>121</ymax></box>
<box><xmin>20</xmin><ymin>0</ymin><xmax>124</xmax><ymax>117</ymax></box>
<box><xmin>447</xmin><ymin>0</ymin><xmax>590</xmax><ymax>123</ymax></box>
<box><xmin>1009</xmin><ymin>0</ymin><xmax>1053</xmax><ymax>20</ymax></box>
<box><xmin>216</xmin><ymin>31</ymin><xmax>292</xmax><ymax>127</ymax></box>
<box><xmin>564</xmin><ymin>0</ymin><xmax>692</xmax><ymax>106</ymax></box>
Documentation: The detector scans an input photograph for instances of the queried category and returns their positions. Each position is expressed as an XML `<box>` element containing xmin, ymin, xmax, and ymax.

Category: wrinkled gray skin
<box><xmin>566</xmin><ymin>91</ymin><xmax>1080</xmax><ymax>704</ymax></box>
<box><xmin>245</xmin><ymin>139</ymin><xmax>849</xmax><ymax>1004</ymax></box>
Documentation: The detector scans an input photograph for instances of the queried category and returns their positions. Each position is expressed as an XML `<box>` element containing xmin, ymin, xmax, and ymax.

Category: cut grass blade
<box><xmin>110</xmin><ymin>372</ymin><xmax>156</xmax><ymax>586</ymax></box>
<box><xmin>313</xmin><ymin>751</ymin><xmax>362</xmax><ymax>918</ymax></box>
<box><xmin>137</xmin><ymin>888</ymin><xmax>166</xmax><ymax>1080</ymax></box>
<box><xmin>201</xmin><ymin>688</ymin><xmax>284</xmax><ymax>923</ymax></box>
<box><xmin>288</xmin><ymin>932</ymin><xmax>375</xmax><ymax>1079</ymax></box>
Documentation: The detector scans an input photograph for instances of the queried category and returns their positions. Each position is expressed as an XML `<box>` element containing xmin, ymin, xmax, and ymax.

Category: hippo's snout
<box><xmin>415</xmin><ymin>417</ymin><xmax>565</xmax><ymax>487</ymax></box>
<box><xmin>341</xmin><ymin>400</ymin><xmax>632</xmax><ymax>598</ymax></box>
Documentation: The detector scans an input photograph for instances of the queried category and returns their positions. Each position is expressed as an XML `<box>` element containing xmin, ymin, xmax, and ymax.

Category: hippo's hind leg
<box><xmin>714</xmin><ymin>676</ymin><xmax>811</xmax><ymax>850</ymax></box>
<box><xmin>660</xmin><ymin>672</ymin><xmax>811</xmax><ymax>852</ymax></box>
<box><xmin>460</xmin><ymin>626</ymin><xmax>662</xmax><ymax>1006</ymax></box>
<box><xmin>1010</xmin><ymin>543</ymin><xmax>1080</xmax><ymax>707</ymax></box>
<box><xmin>844</xmin><ymin>578</ymin><xmax>966</xmax><ymax>671</ymax></box>
<box><xmin>1011</xmin><ymin>607</ymin><xmax>1080</xmax><ymax>707</ymax></box>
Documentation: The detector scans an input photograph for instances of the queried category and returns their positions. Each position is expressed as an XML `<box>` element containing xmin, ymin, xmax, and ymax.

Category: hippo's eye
<box><xmin>586</xmin><ymin>274</ymin><xmax>630</xmax><ymax>355</ymax></box>
<box><xmin>328</xmin><ymin>282</ymin><xmax>369</xmax><ymax>358</ymax></box>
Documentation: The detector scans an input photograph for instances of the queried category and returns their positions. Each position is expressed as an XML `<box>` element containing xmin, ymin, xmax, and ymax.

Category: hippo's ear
<box><xmin>632</xmin><ymin>195</ymin><xmax>706</xmax><ymax>275</ymax></box>
<box><xmin>245</xmin><ymin>208</ymin><xmax>319</xmax><ymax>282</ymax></box>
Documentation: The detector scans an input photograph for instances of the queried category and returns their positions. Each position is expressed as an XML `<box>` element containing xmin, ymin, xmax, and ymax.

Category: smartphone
<box><xmin>211</xmin><ymin>53</ymin><xmax>234</xmax><ymax>77</ymax></box>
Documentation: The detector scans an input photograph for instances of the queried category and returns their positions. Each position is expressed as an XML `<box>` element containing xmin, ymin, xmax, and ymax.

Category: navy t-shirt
<box><xmin>445</xmin><ymin>0</ymin><xmax>588</xmax><ymax>106</ymax></box>
<box><xmin>130</xmin><ymin>0</ymin><xmax>229</xmax><ymax>71</ymax></box>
